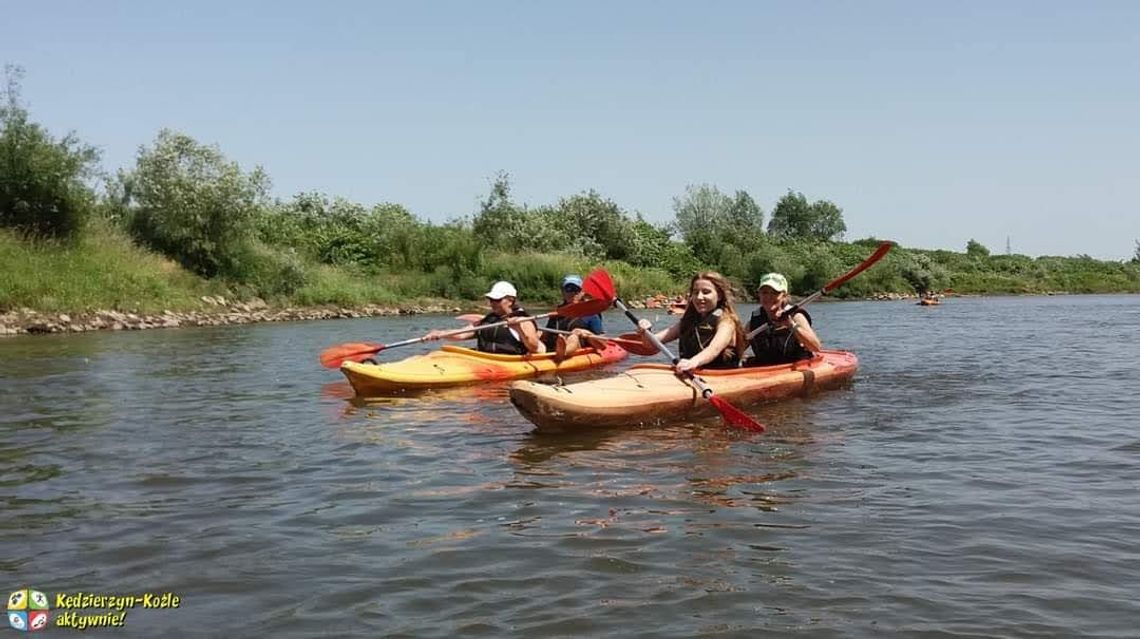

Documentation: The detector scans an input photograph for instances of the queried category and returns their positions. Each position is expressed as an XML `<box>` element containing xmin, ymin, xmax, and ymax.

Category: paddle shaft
<box><xmin>535</xmin><ymin>326</ymin><xmax>645</xmax><ymax>349</ymax></box>
<box><xmin>746</xmin><ymin>241</ymin><xmax>892</xmax><ymax>339</ymax></box>
<box><xmin>421</xmin><ymin>311</ymin><xmax>555</xmax><ymax>344</ymax></box>
<box><xmin>613</xmin><ymin>298</ymin><xmax>716</xmax><ymax>399</ymax></box>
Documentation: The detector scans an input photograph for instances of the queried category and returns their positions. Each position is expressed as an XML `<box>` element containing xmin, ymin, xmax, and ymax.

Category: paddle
<box><xmin>747</xmin><ymin>241</ymin><xmax>894</xmax><ymax>339</ymax></box>
<box><xmin>319</xmin><ymin>270</ymin><xmax>617</xmax><ymax>368</ymax></box>
<box><xmin>589</xmin><ymin>270</ymin><xmax>765</xmax><ymax>432</ymax></box>
<box><xmin>535</xmin><ymin>326</ymin><xmax>660</xmax><ymax>356</ymax></box>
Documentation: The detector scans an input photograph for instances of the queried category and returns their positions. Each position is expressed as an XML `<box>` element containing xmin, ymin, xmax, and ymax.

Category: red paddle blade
<box><xmin>557</xmin><ymin>296</ymin><xmax>613</xmax><ymax>318</ymax></box>
<box><xmin>319</xmin><ymin>342</ymin><xmax>383</xmax><ymax>368</ymax></box>
<box><xmin>582</xmin><ymin>268</ymin><xmax>616</xmax><ymax>303</ymax></box>
<box><xmin>708</xmin><ymin>395</ymin><xmax>766</xmax><ymax>432</ymax></box>
<box><xmin>822</xmin><ymin>241</ymin><xmax>893</xmax><ymax>293</ymax></box>
<box><xmin>615</xmin><ymin>332</ymin><xmax>659</xmax><ymax>356</ymax></box>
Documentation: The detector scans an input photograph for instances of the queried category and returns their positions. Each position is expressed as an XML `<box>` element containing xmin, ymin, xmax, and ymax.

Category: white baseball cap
<box><xmin>484</xmin><ymin>281</ymin><xmax>518</xmax><ymax>300</ymax></box>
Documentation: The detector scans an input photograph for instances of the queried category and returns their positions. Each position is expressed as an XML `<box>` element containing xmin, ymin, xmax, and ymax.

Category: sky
<box><xmin>4</xmin><ymin>1</ymin><xmax>1138</xmax><ymax>259</ymax></box>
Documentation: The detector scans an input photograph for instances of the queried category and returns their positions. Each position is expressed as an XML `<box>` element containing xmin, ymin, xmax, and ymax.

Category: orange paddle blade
<box><xmin>708</xmin><ymin>395</ymin><xmax>766</xmax><ymax>432</ymax></box>
<box><xmin>319</xmin><ymin>342</ymin><xmax>383</xmax><ymax>368</ymax></box>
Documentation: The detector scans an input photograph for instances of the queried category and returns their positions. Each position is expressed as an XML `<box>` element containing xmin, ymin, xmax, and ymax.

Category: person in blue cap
<box><xmin>542</xmin><ymin>274</ymin><xmax>604</xmax><ymax>358</ymax></box>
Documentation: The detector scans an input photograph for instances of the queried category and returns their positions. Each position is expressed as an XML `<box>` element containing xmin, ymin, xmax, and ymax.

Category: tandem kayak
<box><xmin>340</xmin><ymin>342</ymin><xmax>628</xmax><ymax>396</ymax></box>
<box><xmin>509</xmin><ymin>350</ymin><xmax>858</xmax><ymax>433</ymax></box>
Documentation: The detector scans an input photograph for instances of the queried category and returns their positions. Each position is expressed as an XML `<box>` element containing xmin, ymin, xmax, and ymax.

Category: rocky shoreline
<box><xmin>0</xmin><ymin>296</ymin><xmax>468</xmax><ymax>337</ymax></box>
<box><xmin>0</xmin><ymin>291</ymin><xmax>934</xmax><ymax>337</ymax></box>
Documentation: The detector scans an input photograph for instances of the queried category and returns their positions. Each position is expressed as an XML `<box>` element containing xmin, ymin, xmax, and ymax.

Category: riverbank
<box><xmin>0</xmin><ymin>291</ymin><xmax>964</xmax><ymax>337</ymax></box>
<box><xmin>0</xmin><ymin>296</ymin><xmax>472</xmax><ymax>336</ymax></box>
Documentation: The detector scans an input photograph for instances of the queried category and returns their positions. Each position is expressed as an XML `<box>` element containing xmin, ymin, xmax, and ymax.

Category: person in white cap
<box><xmin>541</xmin><ymin>274</ymin><xmax>605</xmax><ymax>358</ymax></box>
<box><xmin>423</xmin><ymin>280</ymin><xmax>545</xmax><ymax>354</ymax></box>
<box><xmin>743</xmin><ymin>272</ymin><xmax>822</xmax><ymax>366</ymax></box>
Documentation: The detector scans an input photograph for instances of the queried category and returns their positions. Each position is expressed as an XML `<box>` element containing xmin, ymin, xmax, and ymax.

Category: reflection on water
<box><xmin>3</xmin><ymin>299</ymin><xmax>1140</xmax><ymax>637</ymax></box>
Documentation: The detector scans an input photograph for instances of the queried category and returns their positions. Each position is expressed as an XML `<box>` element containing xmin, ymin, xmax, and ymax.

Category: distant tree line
<box><xmin>4</xmin><ymin>64</ymin><xmax>1139</xmax><ymax>307</ymax></box>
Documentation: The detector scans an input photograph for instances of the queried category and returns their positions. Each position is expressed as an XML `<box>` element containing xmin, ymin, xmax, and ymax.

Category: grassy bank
<box><xmin>4</xmin><ymin>222</ymin><xmax>1139</xmax><ymax>319</ymax></box>
<box><xmin>0</xmin><ymin>223</ymin><xmax>690</xmax><ymax>314</ymax></box>
<box><xmin>0</xmin><ymin>222</ymin><xmax>224</xmax><ymax>313</ymax></box>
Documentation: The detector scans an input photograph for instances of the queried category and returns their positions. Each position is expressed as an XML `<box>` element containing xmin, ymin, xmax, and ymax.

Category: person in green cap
<box><xmin>743</xmin><ymin>272</ymin><xmax>823</xmax><ymax>366</ymax></box>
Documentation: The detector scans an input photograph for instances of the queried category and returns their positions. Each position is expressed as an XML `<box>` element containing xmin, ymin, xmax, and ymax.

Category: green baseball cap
<box><xmin>757</xmin><ymin>273</ymin><xmax>788</xmax><ymax>293</ymax></box>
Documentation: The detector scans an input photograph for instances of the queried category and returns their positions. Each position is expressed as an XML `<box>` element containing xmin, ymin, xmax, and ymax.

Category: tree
<box><xmin>550</xmin><ymin>191</ymin><xmax>634</xmax><ymax>260</ymax></box>
<box><xmin>1132</xmin><ymin>240</ymin><xmax>1139</xmax><ymax>264</ymax></box>
<box><xmin>0</xmin><ymin>65</ymin><xmax>100</xmax><ymax>238</ymax></box>
<box><xmin>471</xmin><ymin>171</ymin><xmax>550</xmax><ymax>252</ymax></box>
<box><xmin>124</xmin><ymin>129</ymin><xmax>270</xmax><ymax>278</ymax></box>
<box><xmin>901</xmin><ymin>253</ymin><xmax>948</xmax><ymax>295</ymax></box>
<box><xmin>767</xmin><ymin>190</ymin><xmax>846</xmax><ymax>241</ymax></box>
<box><xmin>672</xmin><ymin>183</ymin><xmax>765</xmax><ymax>269</ymax></box>
<box><xmin>966</xmin><ymin>239</ymin><xmax>990</xmax><ymax>259</ymax></box>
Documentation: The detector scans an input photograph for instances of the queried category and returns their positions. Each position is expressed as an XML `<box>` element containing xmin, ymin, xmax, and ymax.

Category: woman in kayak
<box><xmin>635</xmin><ymin>272</ymin><xmax>746</xmax><ymax>373</ymax></box>
<box><xmin>743</xmin><ymin>272</ymin><xmax>822</xmax><ymax>366</ymax></box>
<box><xmin>423</xmin><ymin>281</ymin><xmax>545</xmax><ymax>355</ymax></box>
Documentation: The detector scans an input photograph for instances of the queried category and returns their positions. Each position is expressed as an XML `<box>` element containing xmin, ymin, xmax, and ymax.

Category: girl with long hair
<box><xmin>636</xmin><ymin>271</ymin><xmax>746</xmax><ymax>372</ymax></box>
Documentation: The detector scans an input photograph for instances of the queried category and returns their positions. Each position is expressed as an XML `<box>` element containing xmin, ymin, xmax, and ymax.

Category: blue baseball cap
<box><xmin>561</xmin><ymin>275</ymin><xmax>583</xmax><ymax>289</ymax></box>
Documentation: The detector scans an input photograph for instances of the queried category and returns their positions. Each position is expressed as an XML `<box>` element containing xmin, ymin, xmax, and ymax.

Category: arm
<box><xmin>636</xmin><ymin>318</ymin><xmax>679</xmax><ymax>344</ymax></box>
<box><xmin>676</xmin><ymin>317</ymin><xmax>736</xmax><ymax>373</ymax></box>
<box><xmin>784</xmin><ymin>311</ymin><xmax>822</xmax><ymax>353</ymax></box>
<box><xmin>424</xmin><ymin>328</ymin><xmax>475</xmax><ymax>341</ymax></box>
<box><xmin>514</xmin><ymin>318</ymin><xmax>546</xmax><ymax>353</ymax></box>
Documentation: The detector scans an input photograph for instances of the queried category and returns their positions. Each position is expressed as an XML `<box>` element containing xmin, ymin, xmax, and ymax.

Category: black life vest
<box><xmin>677</xmin><ymin>308</ymin><xmax>740</xmax><ymax>369</ymax></box>
<box><xmin>746</xmin><ymin>305</ymin><xmax>813</xmax><ymax>366</ymax></box>
<box><xmin>475</xmin><ymin>308</ymin><xmax>531</xmax><ymax>355</ymax></box>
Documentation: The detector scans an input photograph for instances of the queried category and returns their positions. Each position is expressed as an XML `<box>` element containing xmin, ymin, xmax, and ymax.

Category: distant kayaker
<box><xmin>743</xmin><ymin>273</ymin><xmax>822</xmax><ymax>366</ymax></box>
<box><xmin>635</xmin><ymin>272</ymin><xmax>746</xmax><ymax>372</ymax></box>
<box><xmin>423</xmin><ymin>281</ymin><xmax>545</xmax><ymax>354</ymax></box>
<box><xmin>542</xmin><ymin>275</ymin><xmax>604</xmax><ymax>359</ymax></box>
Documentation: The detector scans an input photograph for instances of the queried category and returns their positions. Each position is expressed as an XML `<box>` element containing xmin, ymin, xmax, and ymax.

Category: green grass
<box><xmin>0</xmin><ymin>222</ymin><xmax>223</xmax><ymax>313</ymax></box>
<box><xmin>4</xmin><ymin>221</ymin><xmax>1138</xmax><ymax>317</ymax></box>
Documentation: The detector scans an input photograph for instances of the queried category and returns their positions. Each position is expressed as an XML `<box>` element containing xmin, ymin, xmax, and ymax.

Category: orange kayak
<box><xmin>510</xmin><ymin>350</ymin><xmax>858</xmax><ymax>432</ymax></box>
<box><xmin>340</xmin><ymin>342</ymin><xmax>628</xmax><ymax>396</ymax></box>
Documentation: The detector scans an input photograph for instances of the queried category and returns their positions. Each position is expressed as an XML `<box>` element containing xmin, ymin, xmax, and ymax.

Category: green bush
<box><xmin>124</xmin><ymin>129</ymin><xmax>269</xmax><ymax>278</ymax></box>
<box><xmin>226</xmin><ymin>243</ymin><xmax>309</xmax><ymax>299</ymax></box>
<box><xmin>0</xmin><ymin>65</ymin><xmax>100</xmax><ymax>239</ymax></box>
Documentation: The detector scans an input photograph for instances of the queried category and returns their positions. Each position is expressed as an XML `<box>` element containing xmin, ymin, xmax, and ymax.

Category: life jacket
<box><xmin>475</xmin><ymin>308</ymin><xmax>531</xmax><ymax>355</ymax></box>
<box><xmin>540</xmin><ymin>303</ymin><xmax>598</xmax><ymax>350</ymax></box>
<box><xmin>746</xmin><ymin>305</ymin><xmax>813</xmax><ymax>366</ymax></box>
<box><xmin>677</xmin><ymin>308</ymin><xmax>740</xmax><ymax>369</ymax></box>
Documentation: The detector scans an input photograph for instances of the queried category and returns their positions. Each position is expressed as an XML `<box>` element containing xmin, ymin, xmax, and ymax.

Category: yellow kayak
<box><xmin>509</xmin><ymin>350</ymin><xmax>858</xmax><ymax>433</ymax></box>
<box><xmin>340</xmin><ymin>342</ymin><xmax>629</xmax><ymax>396</ymax></box>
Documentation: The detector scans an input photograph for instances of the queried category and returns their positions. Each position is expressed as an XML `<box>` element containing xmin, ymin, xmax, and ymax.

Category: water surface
<box><xmin>3</xmin><ymin>295</ymin><xmax>1138</xmax><ymax>637</ymax></box>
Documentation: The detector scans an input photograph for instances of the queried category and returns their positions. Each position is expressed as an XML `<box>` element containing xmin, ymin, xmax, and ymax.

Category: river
<box><xmin>2</xmin><ymin>295</ymin><xmax>1138</xmax><ymax>637</ymax></box>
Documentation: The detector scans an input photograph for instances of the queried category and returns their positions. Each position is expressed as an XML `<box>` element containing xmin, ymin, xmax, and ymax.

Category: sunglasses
<box><xmin>562</xmin><ymin>285</ymin><xmax>582</xmax><ymax>293</ymax></box>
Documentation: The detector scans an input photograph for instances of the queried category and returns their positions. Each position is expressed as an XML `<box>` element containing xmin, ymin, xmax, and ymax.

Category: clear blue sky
<box><xmin>4</xmin><ymin>1</ymin><xmax>1138</xmax><ymax>259</ymax></box>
